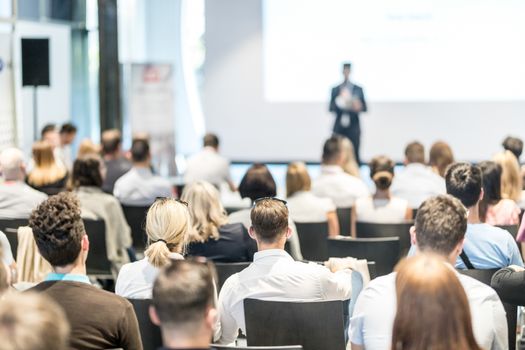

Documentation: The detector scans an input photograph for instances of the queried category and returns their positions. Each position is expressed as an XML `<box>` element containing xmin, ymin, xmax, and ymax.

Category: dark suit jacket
<box><xmin>329</xmin><ymin>82</ymin><xmax>367</xmax><ymax>132</ymax></box>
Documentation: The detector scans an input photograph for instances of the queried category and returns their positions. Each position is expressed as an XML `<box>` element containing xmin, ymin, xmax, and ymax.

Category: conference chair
<box><xmin>458</xmin><ymin>268</ymin><xmax>517</xmax><ymax>350</ymax></box>
<box><xmin>355</xmin><ymin>221</ymin><xmax>413</xmax><ymax>255</ymax></box>
<box><xmin>327</xmin><ymin>237</ymin><xmax>400</xmax><ymax>277</ymax></box>
<box><xmin>497</xmin><ymin>225</ymin><xmax>519</xmax><ymax>240</ymax></box>
<box><xmin>215</xmin><ymin>262</ymin><xmax>251</xmax><ymax>292</ymax></box>
<box><xmin>336</xmin><ymin>207</ymin><xmax>352</xmax><ymax>236</ymax></box>
<box><xmin>127</xmin><ymin>299</ymin><xmax>162</xmax><ymax>350</ymax></box>
<box><xmin>0</xmin><ymin>218</ymin><xmax>29</xmax><ymax>256</ymax></box>
<box><xmin>212</xmin><ymin>346</ymin><xmax>302</xmax><ymax>350</ymax></box>
<box><xmin>121</xmin><ymin>205</ymin><xmax>150</xmax><ymax>253</ymax></box>
<box><xmin>84</xmin><ymin>219</ymin><xmax>113</xmax><ymax>279</ymax></box>
<box><xmin>244</xmin><ymin>298</ymin><xmax>349</xmax><ymax>350</ymax></box>
<box><xmin>294</xmin><ymin>222</ymin><xmax>329</xmax><ymax>261</ymax></box>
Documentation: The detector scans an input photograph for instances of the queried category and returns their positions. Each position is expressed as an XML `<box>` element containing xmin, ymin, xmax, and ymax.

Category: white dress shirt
<box><xmin>350</xmin><ymin>270</ymin><xmax>508</xmax><ymax>350</ymax></box>
<box><xmin>390</xmin><ymin>163</ymin><xmax>446</xmax><ymax>209</ymax></box>
<box><xmin>287</xmin><ymin>191</ymin><xmax>336</xmax><ymax>222</ymax></box>
<box><xmin>311</xmin><ymin>165</ymin><xmax>369</xmax><ymax>207</ymax></box>
<box><xmin>184</xmin><ymin>147</ymin><xmax>232</xmax><ymax>187</ymax></box>
<box><xmin>115</xmin><ymin>252</ymin><xmax>184</xmax><ymax>299</ymax></box>
<box><xmin>113</xmin><ymin>167</ymin><xmax>173</xmax><ymax>206</ymax></box>
<box><xmin>0</xmin><ymin>181</ymin><xmax>47</xmax><ymax>219</ymax></box>
<box><xmin>217</xmin><ymin>249</ymin><xmax>352</xmax><ymax>344</ymax></box>
<box><xmin>354</xmin><ymin>196</ymin><xmax>409</xmax><ymax>223</ymax></box>
<box><xmin>0</xmin><ymin>231</ymin><xmax>14</xmax><ymax>265</ymax></box>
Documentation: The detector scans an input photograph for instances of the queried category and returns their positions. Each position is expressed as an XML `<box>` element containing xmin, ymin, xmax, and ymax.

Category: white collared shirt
<box><xmin>311</xmin><ymin>165</ymin><xmax>369</xmax><ymax>207</ymax></box>
<box><xmin>184</xmin><ymin>147</ymin><xmax>232</xmax><ymax>187</ymax></box>
<box><xmin>217</xmin><ymin>249</ymin><xmax>352</xmax><ymax>344</ymax></box>
<box><xmin>113</xmin><ymin>167</ymin><xmax>173</xmax><ymax>206</ymax></box>
<box><xmin>350</xmin><ymin>270</ymin><xmax>508</xmax><ymax>350</ymax></box>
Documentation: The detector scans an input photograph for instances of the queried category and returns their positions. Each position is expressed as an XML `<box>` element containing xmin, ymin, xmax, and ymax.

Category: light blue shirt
<box><xmin>45</xmin><ymin>273</ymin><xmax>91</xmax><ymax>284</ymax></box>
<box><xmin>113</xmin><ymin>167</ymin><xmax>173</xmax><ymax>206</ymax></box>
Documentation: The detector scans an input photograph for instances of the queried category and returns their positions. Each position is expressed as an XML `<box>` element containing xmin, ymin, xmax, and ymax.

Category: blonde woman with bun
<box><xmin>493</xmin><ymin>150</ymin><xmax>522</xmax><ymax>202</ymax></box>
<box><xmin>352</xmin><ymin>156</ymin><xmax>412</xmax><ymax>236</ymax></box>
<box><xmin>115</xmin><ymin>198</ymin><xmax>190</xmax><ymax>298</ymax></box>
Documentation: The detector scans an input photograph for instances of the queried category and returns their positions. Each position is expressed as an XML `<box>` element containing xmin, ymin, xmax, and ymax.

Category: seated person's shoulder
<box><xmin>356</xmin><ymin>273</ymin><xmax>396</xmax><ymax>301</ymax></box>
<box><xmin>457</xmin><ymin>273</ymin><xmax>500</xmax><ymax>301</ymax></box>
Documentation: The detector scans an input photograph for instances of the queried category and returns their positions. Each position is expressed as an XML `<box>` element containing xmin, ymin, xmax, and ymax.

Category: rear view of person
<box><xmin>429</xmin><ymin>141</ymin><xmax>454</xmax><ymax>178</ymax></box>
<box><xmin>101</xmin><ymin>129</ymin><xmax>132</xmax><ymax>193</ymax></box>
<box><xmin>494</xmin><ymin>150</ymin><xmax>522</xmax><ymax>202</ymax></box>
<box><xmin>27</xmin><ymin>141</ymin><xmax>68</xmax><ymax>195</ymax></box>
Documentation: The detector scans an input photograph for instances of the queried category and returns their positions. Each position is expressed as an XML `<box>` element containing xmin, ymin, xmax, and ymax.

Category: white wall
<box><xmin>0</xmin><ymin>30</ymin><xmax>16</xmax><ymax>150</ymax></box>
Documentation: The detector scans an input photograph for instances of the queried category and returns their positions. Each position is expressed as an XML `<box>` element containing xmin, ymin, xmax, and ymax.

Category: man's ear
<box><xmin>455</xmin><ymin>238</ymin><xmax>465</xmax><ymax>256</ymax></box>
<box><xmin>149</xmin><ymin>305</ymin><xmax>161</xmax><ymax>326</ymax></box>
<box><xmin>409</xmin><ymin>226</ymin><xmax>417</xmax><ymax>246</ymax></box>
<box><xmin>285</xmin><ymin>227</ymin><xmax>292</xmax><ymax>240</ymax></box>
<box><xmin>248</xmin><ymin>226</ymin><xmax>257</xmax><ymax>240</ymax></box>
<box><xmin>82</xmin><ymin>234</ymin><xmax>90</xmax><ymax>252</ymax></box>
<box><xmin>479</xmin><ymin>188</ymin><xmax>484</xmax><ymax>202</ymax></box>
<box><xmin>205</xmin><ymin>306</ymin><xmax>218</xmax><ymax>330</ymax></box>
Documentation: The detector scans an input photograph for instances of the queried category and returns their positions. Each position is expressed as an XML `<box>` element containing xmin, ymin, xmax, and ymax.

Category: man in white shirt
<box><xmin>312</xmin><ymin>135</ymin><xmax>369</xmax><ymax>207</ymax></box>
<box><xmin>114</xmin><ymin>139</ymin><xmax>173</xmax><ymax>206</ymax></box>
<box><xmin>184</xmin><ymin>133</ymin><xmax>236</xmax><ymax>191</ymax></box>
<box><xmin>390</xmin><ymin>141</ymin><xmax>446</xmax><ymax>208</ymax></box>
<box><xmin>350</xmin><ymin>195</ymin><xmax>508</xmax><ymax>350</ymax></box>
<box><xmin>217</xmin><ymin>197</ymin><xmax>353</xmax><ymax>344</ymax></box>
<box><xmin>0</xmin><ymin>148</ymin><xmax>47</xmax><ymax>219</ymax></box>
<box><xmin>57</xmin><ymin>122</ymin><xmax>77</xmax><ymax>170</ymax></box>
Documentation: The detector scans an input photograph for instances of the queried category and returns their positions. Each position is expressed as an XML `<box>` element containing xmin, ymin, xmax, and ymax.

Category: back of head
<box><xmin>405</xmin><ymin>141</ymin><xmax>425</xmax><ymax>164</ymax></box>
<box><xmin>60</xmin><ymin>123</ymin><xmax>77</xmax><ymax>135</ymax></box>
<box><xmin>322</xmin><ymin>135</ymin><xmax>344</xmax><ymax>165</ymax></box>
<box><xmin>429</xmin><ymin>141</ymin><xmax>454</xmax><ymax>177</ymax></box>
<box><xmin>0</xmin><ymin>292</ymin><xmax>70</xmax><ymax>350</ymax></box>
<box><xmin>77</xmin><ymin>139</ymin><xmax>100</xmax><ymax>158</ymax></box>
<box><xmin>286</xmin><ymin>162</ymin><xmax>311</xmax><ymax>197</ymax></box>
<box><xmin>152</xmin><ymin>260</ymin><xmax>215</xmax><ymax>331</ymax></box>
<box><xmin>203</xmin><ymin>133</ymin><xmax>219</xmax><ymax>148</ymax></box>
<box><xmin>0</xmin><ymin>148</ymin><xmax>25</xmax><ymax>181</ymax></box>
<box><xmin>72</xmin><ymin>155</ymin><xmax>103</xmax><ymax>188</ymax></box>
<box><xmin>250</xmin><ymin>198</ymin><xmax>289</xmax><ymax>244</ymax></box>
<box><xmin>340</xmin><ymin>137</ymin><xmax>360</xmax><ymax>176</ymax></box>
<box><xmin>392</xmin><ymin>254</ymin><xmax>481</xmax><ymax>350</ymax></box>
<box><xmin>415</xmin><ymin>195</ymin><xmax>467</xmax><ymax>256</ymax></box>
<box><xmin>478</xmin><ymin>161</ymin><xmax>502</xmax><ymax>222</ymax></box>
<box><xmin>502</xmin><ymin>136</ymin><xmax>523</xmax><ymax>160</ymax></box>
<box><xmin>131</xmin><ymin>139</ymin><xmax>150</xmax><ymax>163</ymax></box>
<box><xmin>29</xmin><ymin>192</ymin><xmax>86</xmax><ymax>267</ymax></box>
<box><xmin>369</xmin><ymin>155</ymin><xmax>394</xmax><ymax>191</ymax></box>
<box><xmin>32</xmin><ymin>141</ymin><xmax>55</xmax><ymax>168</ymax></box>
<box><xmin>181</xmin><ymin>181</ymin><xmax>228</xmax><ymax>243</ymax></box>
<box><xmin>445</xmin><ymin>162</ymin><xmax>482</xmax><ymax>208</ymax></box>
<box><xmin>238</xmin><ymin>164</ymin><xmax>277</xmax><ymax>202</ymax></box>
<box><xmin>144</xmin><ymin>198</ymin><xmax>191</xmax><ymax>268</ymax></box>
<box><xmin>493</xmin><ymin>151</ymin><xmax>522</xmax><ymax>201</ymax></box>
<box><xmin>101</xmin><ymin>129</ymin><xmax>122</xmax><ymax>155</ymax></box>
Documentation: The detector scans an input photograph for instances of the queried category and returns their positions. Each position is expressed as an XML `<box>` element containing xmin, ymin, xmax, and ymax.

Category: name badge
<box><xmin>341</xmin><ymin>115</ymin><xmax>351</xmax><ymax>128</ymax></box>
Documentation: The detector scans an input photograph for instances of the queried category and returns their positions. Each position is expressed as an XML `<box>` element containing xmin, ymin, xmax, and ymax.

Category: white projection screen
<box><xmin>203</xmin><ymin>0</ymin><xmax>525</xmax><ymax>163</ymax></box>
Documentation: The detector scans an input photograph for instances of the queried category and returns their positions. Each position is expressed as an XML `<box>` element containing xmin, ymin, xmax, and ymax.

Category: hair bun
<box><xmin>372</xmin><ymin>171</ymin><xmax>393</xmax><ymax>190</ymax></box>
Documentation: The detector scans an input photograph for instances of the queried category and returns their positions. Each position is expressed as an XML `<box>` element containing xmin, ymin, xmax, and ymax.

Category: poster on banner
<box><xmin>129</xmin><ymin>63</ymin><xmax>176</xmax><ymax>177</ymax></box>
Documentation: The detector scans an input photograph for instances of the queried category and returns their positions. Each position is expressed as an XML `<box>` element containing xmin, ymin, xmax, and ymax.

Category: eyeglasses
<box><xmin>252</xmin><ymin>197</ymin><xmax>287</xmax><ymax>207</ymax></box>
<box><xmin>155</xmin><ymin>197</ymin><xmax>189</xmax><ymax>207</ymax></box>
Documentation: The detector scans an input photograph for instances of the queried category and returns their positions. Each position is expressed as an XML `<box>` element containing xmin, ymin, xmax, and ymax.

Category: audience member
<box><xmin>353</xmin><ymin>156</ymin><xmax>411</xmax><ymax>234</ymax></box>
<box><xmin>217</xmin><ymin>198</ymin><xmax>352</xmax><ymax>344</ymax></box>
<box><xmin>350</xmin><ymin>195</ymin><xmax>507</xmax><ymax>350</ymax></box>
<box><xmin>502</xmin><ymin>136</ymin><xmax>523</xmax><ymax>162</ymax></box>
<box><xmin>286</xmin><ymin>162</ymin><xmax>339</xmax><ymax>235</ymax></box>
<box><xmin>114</xmin><ymin>139</ymin><xmax>173</xmax><ymax>206</ymax></box>
<box><xmin>76</xmin><ymin>139</ymin><xmax>100</xmax><ymax>158</ymax></box>
<box><xmin>116</xmin><ymin>198</ymin><xmax>190</xmax><ymax>298</ymax></box>
<box><xmin>0</xmin><ymin>293</ymin><xmax>70</xmax><ymax>350</ymax></box>
<box><xmin>40</xmin><ymin>123</ymin><xmax>60</xmax><ymax>149</ymax></box>
<box><xmin>429</xmin><ymin>141</ymin><xmax>454</xmax><ymax>177</ymax></box>
<box><xmin>57</xmin><ymin>122</ymin><xmax>77</xmax><ymax>169</ymax></box>
<box><xmin>150</xmin><ymin>260</ymin><xmax>217</xmax><ymax>350</ymax></box>
<box><xmin>184</xmin><ymin>133</ymin><xmax>236</xmax><ymax>191</ymax></box>
<box><xmin>312</xmin><ymin>135</ymin><xmax>368</xmax><ymax>207</ymax></box>
<box><xmin>491</xmin><ymin>265</ymin><xmax>525</xmax><ymax>306</ymax></box>
<box><xmin>341</xmin><ymin>136</ymin><xmax>361</xmax><ymax>177</ymax></box>
<box><xmin>28</xmin><ymin>192</ymin><xmax>142</xmax><ymax>350</ymax></box>
<box><xmin>0</xmin><ymin>148</ymin><xmax>47</xmax><ymax>219</ymax></box>
<box><xmin>26</xmin><ymin>141</ymin><xmax>68</xmax><ymax>195</ymax></box>
<box><xmin>392</xmin><ymin>254</ymin><xmax>482</xmax><ymax>350</ymax></box>
<box><xmin>479</xmin><ymin>161</ymin><xmax>520</xmax><ymax>225</ymax></box>
<box><xmin>445</xmin><ymin>162</ymin><xmax>522</xmax><ymax>269</ymax></box>
<box><xmin>391</xmin><ymin>141</ymin><xmax>446</xmax><ymax>208</ymax></box>
<box><xmin>72</xmin><ymin>155</ymin><xmax>132</xmax><ymax>271</ymax></box>
<box><xmin>183</xmin><ymin>181</ymin><xmax>257</xmax><ymax>262</ymax></box>
<box><xmin>228</xmin><ymin>163</ymin><xmax>303</xmax><ymax>260</ymax></box>
<box><xmin>100</xmin><ymin>129</ymin><xmax>132</xmax><ymax>193</ymax></box>
<box><xmin>494</xmin><ymin>150</ymin><xmax>523</xmax><ymax>202</ymax></box>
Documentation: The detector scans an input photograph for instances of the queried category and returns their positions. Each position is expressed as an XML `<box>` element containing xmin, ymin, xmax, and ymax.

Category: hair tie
<box><xmin>154</xmin><ymin>239</ymin><xmax>168</xmax><ymax>245</ymax></box>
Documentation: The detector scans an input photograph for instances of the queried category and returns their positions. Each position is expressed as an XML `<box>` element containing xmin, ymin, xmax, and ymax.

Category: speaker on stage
<box><xmin>21</xmin><ymin>38</ymin><xmax>50</xmax><ymax>87</ymax></box>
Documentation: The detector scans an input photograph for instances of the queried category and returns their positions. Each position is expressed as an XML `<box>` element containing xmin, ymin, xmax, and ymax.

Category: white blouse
<box><xmin>355</xmin><ymin>196</ymin><xmax>408</xmax><ymax>223</ymax></box>
<box><xmin>287</xmin><ymin>191</ymin><xmax>336</xmax><ymax>223</ymax></box>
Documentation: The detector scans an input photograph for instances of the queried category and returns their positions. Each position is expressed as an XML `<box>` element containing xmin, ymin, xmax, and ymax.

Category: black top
<box><xmin>186</xmin><ymin>223</ymin><xmax>257</xmax><ymax>262</ymax></box>
<box><xmin>491</xmin><ymin>267</ymin><xmax>525</xmax><ymax>305</ymax></box>
<box><xmin>27</xmin><ymin>174</ymin><xmax>68</xmax><ymax>195</ymax></box>
<box><xmin>102</xmin><ymin>157</ymin><xmax>132</xmax><ymax>193</ymax></box>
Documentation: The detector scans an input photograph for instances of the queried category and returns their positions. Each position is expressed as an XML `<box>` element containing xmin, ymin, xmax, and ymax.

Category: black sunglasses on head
<box><xmin>155</xmin><ymin>197</ymin><xmax>189</xmax><ymax>206</ymax></box>
<box><xmin>252</xmin><ymin>197</ymin><xmax>287</xmax><ymax>207</ymax></box>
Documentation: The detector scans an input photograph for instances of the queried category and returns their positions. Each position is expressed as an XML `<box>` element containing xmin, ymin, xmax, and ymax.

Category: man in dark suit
<box><xmin>329</xmin><ymin>62</ymin><xmax>367</xmax><ymax>164</ymax></box>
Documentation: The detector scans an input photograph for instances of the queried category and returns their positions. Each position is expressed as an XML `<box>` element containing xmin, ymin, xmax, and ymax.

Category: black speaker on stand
<box><xmin>21</xmin><ymin>38</ymin><xmax>50</xmax><ymax>141</ymax></box>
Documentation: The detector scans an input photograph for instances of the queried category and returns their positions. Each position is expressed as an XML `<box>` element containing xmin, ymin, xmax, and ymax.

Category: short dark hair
<box><xmin>40</xmin><ymin>124</ymin><xmax>56</xmax><ymax>138</ymax></box>
<box><xmin>101</xmin><ymin>129</ymin><xmax>122</xmax><ymax>155</ymax></box>
<box><xmin>203</xmin><ymin>133</ymin><xmax>219</xmax><ymax>148</ymax></box>
<box><xmin>238</xmin><ymin>164</ymin><xmax>277</xmax><ymax>201</ymax></box>
<box><xmin>152</xmin><ymin>260</ymin><xmax>215</xmax><ymax>328</ymax></box>
<box><xmin>250</xmin><ymin>198</ymin><xmax>289</xmax><ymax>243</ymax></box>
<box><xmin>59</xmin><ymin>123</ymin><xmax>77</xmax><ymax>134</ymax></box>
<box><xmin>415</xmin><ymin>195</ymin><xmax>467</xmax><ymax>255</ymax></box>
<box><xmin>445</xmin><ymin>162</ymin><xmax>482</xmax><ymax>208</ymax></box>
<box><xmin>72</xmin><ymin>155</ymin><xmax>103</xmax><ymax>188</ymax></box>
<box><xmin>131</xmin><ymin>139</ymin><xmax>150</xmax><ymax>162</ymax></box>
<box><xmin>478</xmin><ymin>161</ymin><xmax>502</xmax><ymax>222</ymax></box>
<box><xmin>502</xmin><ymin>136</ymin><xmax>523</xmax><ymax>160</ymax></box>
<box><xmin>405</xmin><ymin>142</ymin><xmax>425</xmax><ymax>164</ymax></box>
<box><xmin>29</xmin><ymin>192</ymin><xmax>86</xmax><ymax>267</ymax></box>
<box><xmin>343</xmin><ymin>62</ymin><xmax>351</xmax><ymax>70</ymax></box>
<box><xmin>322</xmin><ymin>135</ymin><xmax>343</xmax><ymax>164</ymax></box>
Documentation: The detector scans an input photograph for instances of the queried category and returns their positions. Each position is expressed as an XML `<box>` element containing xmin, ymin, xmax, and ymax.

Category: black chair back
<box><xmin>212</xmin><ymin>346</ymin><xmax>303</xmax><ymax>350</ymax></box>
<box><xmin>336</xmin><ymin>207</ymin><xmax>352</xmax><ymax>236</ymax></box>
<box><xmin>458</xmin><ymin>268</ymin><xmax>517</xmax><ymax>350</ymax></box>
<box><xmin>497</xmin><ymin>225</ymin><xmax>519</xmax><ymax>240</ymax></box>
<box><xmin>327</xmin><ymin>237</ymin><xmax>400</xmax><ymax>276</ymax></box>
<box><xmin>84</xmin><ymin>219</ymin><xmax>113</xmax><ymax>277</ymax></box>
<box><xmin>122</xmin><ymin>205</ymin><xmax>150</xmax><ymax>253</ymax></box>
<box><xmin>215</xmin><ymin>262</ymin><xmax>251</xmax><ymax>292</ymax></box>
<box><xmin>295</xmin><ymin>222</ymin><xmax>329</xmax><ymax>261</ymax></box>
<box><xmin>355</xmin><ymin>221</ymin><xmax>413</xmax><ymax>255</ymax></box>
<box><xmin>244</xmin><ymin>298</ymin><xmax>348</xmax><ymax>350</ymax></box>
<box><xmin>0</xmin><ymin>218</ymin><xmax>29</xmax><ymax>256</ymax></box>
<box><xmin>127</xmin><ymin>299</ymin><xmax>162</xmax><ymax>350</ymax></box>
